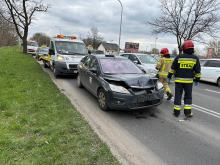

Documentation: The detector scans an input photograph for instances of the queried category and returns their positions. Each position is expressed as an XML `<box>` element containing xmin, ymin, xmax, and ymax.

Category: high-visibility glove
<box><xmin>194</xmin><ymin>81</ymin><xmax>199</xmax><ymax>87</ymax></box>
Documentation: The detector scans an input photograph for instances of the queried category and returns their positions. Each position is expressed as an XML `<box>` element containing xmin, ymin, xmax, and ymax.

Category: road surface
<box><xmin>42</xmin><ymin>66</ymin><xmax>220</xmax><ymax>165</ymax></box>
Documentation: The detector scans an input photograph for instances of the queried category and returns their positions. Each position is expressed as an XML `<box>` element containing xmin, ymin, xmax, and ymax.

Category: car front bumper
<box><xmin>106</xmin><ymin>89</ymin><xmax>164</xmax><ymax>110</ymax></box>
<box><xmin>54</xmin><ymin>61</ymin><xmax>78</xmax><ymax>75</ymax></box>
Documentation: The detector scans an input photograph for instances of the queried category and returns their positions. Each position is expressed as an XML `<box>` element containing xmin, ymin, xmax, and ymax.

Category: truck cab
<box><xmin>48</xmin><ymin>35</ymin><xmax>88</xmax><ymax>77</ymax></box>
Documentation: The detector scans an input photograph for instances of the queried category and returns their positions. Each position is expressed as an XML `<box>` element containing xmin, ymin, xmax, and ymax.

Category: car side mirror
<box><xmin>49</xmin><ymin>49</ymin><xmax>55</xmax><ymax>55</ymax></box>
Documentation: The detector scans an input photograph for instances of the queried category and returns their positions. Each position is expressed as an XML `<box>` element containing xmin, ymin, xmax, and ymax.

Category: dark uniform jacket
<box><xmin>168</xmin><ymin>53</ymin><xmax>201</xmax><ymax>83</ymax></box>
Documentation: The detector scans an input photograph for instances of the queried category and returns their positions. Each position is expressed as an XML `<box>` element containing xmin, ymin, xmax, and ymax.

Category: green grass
<box><xmin>0</xmin><ymin>46</ymin><xmax>119</xmax><ymax>165</ymax></box>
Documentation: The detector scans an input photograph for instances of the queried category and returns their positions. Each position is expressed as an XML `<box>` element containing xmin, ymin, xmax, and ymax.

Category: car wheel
<box><xmin>77</xmin><ymin>74</ymin><xmax>83</xmax><ymax>88</ymax></box>
<box><xmin>217</xmin><ymin>78</ymin><xmax>220</xmax><ymax>87</ymax></box>
<box><xmin>53</xmin><ymin>66</ymin><xmax>59</xmax><ymax>78</ymax></box>
<box><xmin>97</xmin><ymin>89</ymin><xmax>109</xmax><ymax>111</ymax></box>
<box><xmin>43</xmin><ymin>61</ymin><xmax>48</xmax><ymax>68</ymax></box>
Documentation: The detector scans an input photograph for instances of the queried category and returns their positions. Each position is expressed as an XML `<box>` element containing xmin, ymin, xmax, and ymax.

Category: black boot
<box><xmin>167</xmin><ymin>92</ymin><xmax>173</xmax><ymax>100</ymax></box>
<box><xmin>173</xmin><ymin>109</ymin><xmax>180</xmax><ymax>117</ymax></box>
<box><xmin>184</xmin><ymin>109</ymin><xmax>193</xmax><ymax>118</ymax></box>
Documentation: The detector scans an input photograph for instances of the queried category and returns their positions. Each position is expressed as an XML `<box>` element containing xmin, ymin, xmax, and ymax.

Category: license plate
<box><xmin>74</xmin><ymin>70</ymin><xmax>78</xmax><ymax>73</ymax></box>
<box><xmin>137</xmin><ymin>94</ymin><xmax>156</xmax><ymax>102</ymax></box>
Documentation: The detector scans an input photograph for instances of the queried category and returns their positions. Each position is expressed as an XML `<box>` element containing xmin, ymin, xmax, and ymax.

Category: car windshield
<box><xmin>38</xmin><ymin>48</ymin><xmax>49</xmax><ymax>54</ymax></box>
<box><xmin>100</xmin><ymin>58</ymin><xmax>143</xmax><ymax>74</ymax></box>
<box><xmin>137</xmin><ymin>55</ymin><xmax>157</xmax><ymax>64</ymax></box>
<box><xmin>55</xmin><ymin>41</ymin><xmax>87</xmax><ymax>55</ymax></box>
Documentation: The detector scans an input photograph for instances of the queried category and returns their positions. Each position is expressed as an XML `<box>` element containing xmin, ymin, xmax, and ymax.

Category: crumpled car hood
<box><xmin>103</xmin><ymin>74</ymin><xmax>156</xmax><ymax>88</ymax></box>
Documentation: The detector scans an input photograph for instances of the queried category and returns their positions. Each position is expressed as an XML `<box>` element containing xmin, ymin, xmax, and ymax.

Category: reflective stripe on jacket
<box><xmin>168</xmin><ymin>54</ymin><xmax>201</xmax><ymax>83</ymax></box>
<box><xmin>156</xmin><ymin>58</ymin><xmax>173</xmax><ymax>78</ymax></box>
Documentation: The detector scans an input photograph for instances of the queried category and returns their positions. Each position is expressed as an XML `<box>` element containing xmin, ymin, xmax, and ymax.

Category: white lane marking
<box><xmin>193</xmin><ymin>106</ymin><xmax>220</xmax><ymax>119</ymax></box>
<box><xmin>165</xmin><ymin>96</ymin><xmax>220</xmax><ymax>119</ymax></box>
<box><xmin>205</xmin><ymin>89</ymin><xmax>220</xmax><ymax>94</ymax></box>
<box><xmin>192</xmin><ymin>104</ymin><xmax>220</xmax><ymax>116</ymax></box>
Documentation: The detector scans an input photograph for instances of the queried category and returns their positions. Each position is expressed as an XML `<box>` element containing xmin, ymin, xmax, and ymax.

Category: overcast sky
<box><xmin>30</xmin><ymin>0</ymin><xmax>205</xmax><ymax>52</ymax></box>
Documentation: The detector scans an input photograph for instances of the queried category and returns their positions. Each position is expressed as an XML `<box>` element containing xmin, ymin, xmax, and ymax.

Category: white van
<box><xmin>200</xmin><ymin>59</ymin><xmax>220</xmax><ymax>87</ymax></box>
<box><xmin>27</xmin><ymin>41</ymin><xmax>38</xmax><ymax>55</ymax></box>
<box><xmin>48</xmin><ymin>35</ymin><xmax>88</xmax><ymax>77</ymax></box>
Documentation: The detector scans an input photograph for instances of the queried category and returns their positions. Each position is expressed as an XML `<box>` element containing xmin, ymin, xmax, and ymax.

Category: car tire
<box><xmin>77</xmin><ymin>74</ymin><xmax>83</xmax><ymax>88</ymax></box>
<box><xmin>43</xmin><ymin>61</ymin><xmax>48</xmax><ymax>68</ymax></box>
<box><xmin>97</xmin><ymin>89</ymin><xmax>109</xmax><ymax>111</ymax></box>
<box><xmin>217</xmin><ymin>78</ymin><xmax>220</xmax><ymax>87</ymax></box>
<box><xmin>53</xmin><ymin>66</ymin><xmax>59</xmax><ymax>78</ymax></box>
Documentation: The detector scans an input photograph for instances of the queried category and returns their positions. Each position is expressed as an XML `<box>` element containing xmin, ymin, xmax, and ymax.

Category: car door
<box><xmin>81</xmin><ymin>56</ymin><xmax>92</xmax><ymax>88</ymax></box>
<box><xmin>200</xmin><ymin>60</ymin><xmax>208</xmax><ymax>81</ymax></box>
<box><xmin>203</xmin><ymin>60</ymin><xmax>220</xmax><ymax>83</ymax></box>
<box><xmin>86</xmin><ymin>57</ymin><xmax>101</xmax><ymax>96</ymax></box>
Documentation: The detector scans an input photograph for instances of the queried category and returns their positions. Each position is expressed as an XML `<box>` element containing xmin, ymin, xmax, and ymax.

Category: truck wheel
<box><xmin>97</xmin><ymin>89</ymin><xmax>109</xmax><ymax>111</ymax></box>
<box><xmin>217</xmin><ymin>78</ymin><xmax>220</xmax><ymax>87</ymax></box>
<box><xmin>53</xmin><ymin>66</ymin><xmax>59</xmax><ymax>78</ymax></box>
<box><xmin>77</xmin><ymin>74</ymin><xmax>83</xmax><ymax>88</ymax></box>
<box><xmin>43</xmin><ymin>61</ymin><xmax>48</xmax><ymax>68</ymax></box>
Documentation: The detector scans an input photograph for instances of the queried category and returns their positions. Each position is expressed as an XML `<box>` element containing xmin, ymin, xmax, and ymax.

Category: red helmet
<box><xmin>160</xmin><ymin>48</ymin><xmax>169</xmax><ymax>55</ymax></box>
<box><xmin>182</xmin><ymin>40</ymin><xmax>194</xmax><ymax>50</ymax></box>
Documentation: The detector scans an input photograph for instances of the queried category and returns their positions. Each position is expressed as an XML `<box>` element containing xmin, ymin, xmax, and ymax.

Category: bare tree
<box><xmin>30</xmin><ymin>32</ymin><xmax>50</xmax><ymax>46</ymax></box>
<box><xmin>83</xmin><ymin>27</ymin><xmax>103</xmax><ymax>50</ymax></box>
<box><xmin>0</xmin><ymin>0</ymin><xmax>48</xmax><ymax>53</ymax></box>
<box><xmin>0</xmin><ymin>14</ymin><xmax>18</xmax><ymax>46</ymax></box>
<box><xmin>207</xmin><ymin>40</ymin><xmax>220</xmax><ymax>57</ymax></box>
<box><xmin>148</xmin><ymin>0</ymin><xmax>220</xmax><ymax>53</ymax></box>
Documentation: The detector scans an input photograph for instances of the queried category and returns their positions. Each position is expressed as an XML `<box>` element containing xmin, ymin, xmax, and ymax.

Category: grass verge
<box><xmin>0</xmin><ymin>47</ymin><xmax>119</xmax><ymax>165</ymax></box>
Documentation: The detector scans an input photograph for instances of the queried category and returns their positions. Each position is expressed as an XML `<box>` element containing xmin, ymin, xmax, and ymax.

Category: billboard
<box><xmin>124</xmin><ymin>42</ymin><xmax>139</xmax><ymax>53</ymax></box>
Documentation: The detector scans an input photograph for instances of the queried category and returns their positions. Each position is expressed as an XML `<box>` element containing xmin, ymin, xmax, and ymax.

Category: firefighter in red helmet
<box><xmin>167</xmin><ymin>40</ymin><xmax>201</xmax><ymax>118</ymax></box>
<box><xmin>156</xmin><ymin>48</ymin><xmax>173</xmax><ymax>100</ymax></box>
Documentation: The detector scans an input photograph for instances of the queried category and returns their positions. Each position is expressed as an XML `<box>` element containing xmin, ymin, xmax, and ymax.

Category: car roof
<box><xmin>91</xmin><ymin>54</ymin><xmax>127</xmax><ymax>60</ymax></box>
<box><xmin>120</xmin><ymin>53</ymin><xmax>153</xmax><ymax>56</ymax></box>
<box><xmin>200</xmin><ymin>58</ymin><xmax>220</xmax><ymax>61</ymax></box>
<box><xmin>51</xmin><ymin>38</ymin><xmax>84</xmax><ymax>43</ymax></box>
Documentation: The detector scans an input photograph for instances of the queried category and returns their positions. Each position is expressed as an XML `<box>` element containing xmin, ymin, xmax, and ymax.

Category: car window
<box><xmin>89</xmin><ymin>58</ymin><xmax>99</xmax><ymax>70</ymax></box>
<box><xmin>50</xmin><ymin>41</ymin><xmax>55</xmax><ymax>51</ymax></box>
<box><xmin>204</xmin><ymin>60</ymin><xmax>220</xmax><ymax>67</ymax></box>
<box><xmin>137</xmin><ymin>55</ymin><xmax>157</xmax><ymax>64</ymax></box>
<box><xmin>81</xmin><ymin>56</ymin><xmax>88</xmax><ymax>63</ymax></box>
<box><xmin>100</xmin><ymin>58</ymin><xmax>143</xmax><ymax>74</ymax></box>
<box><xmin>200</xmin><ymin>60</ymin><xmax>207</xmax><ymax>66</ymax></box>
<box><xmin>120</xmin><ymin>54</ymin><xmax>130</xmax><ymax>59</ymax></box>
<box><xmin>129</xmin><ymin>55</ymin><xmax>139</xmax><ymax>63</ymax></box>
<box><xmin>84</xmin><ymin>56</ymin><xmax>92</xmax><ymax>68</ymax></box>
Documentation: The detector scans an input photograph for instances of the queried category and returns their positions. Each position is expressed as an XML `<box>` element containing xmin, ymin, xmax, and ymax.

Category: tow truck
<box><xmin>41</xmin><ymin>34</ymin><xmax>88</xmax><ymax>78</ymax></box>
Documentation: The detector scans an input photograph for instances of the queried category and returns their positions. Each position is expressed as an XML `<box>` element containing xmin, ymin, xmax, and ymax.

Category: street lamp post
<box><xmin>115</xmin><ymin>0</ymin><xmax>123</xmax><ymax>54</ymax></box>
<box><xmin>155</xmin><ymin>37</ymin><xmax>158</xmax><ymax>54</ymax></box>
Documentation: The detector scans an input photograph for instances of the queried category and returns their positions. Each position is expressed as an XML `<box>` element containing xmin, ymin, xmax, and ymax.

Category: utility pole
<box><xmin>115</xmin><ymin>0</ymin><xmax>123</xmax><ymax>54</ymax></box>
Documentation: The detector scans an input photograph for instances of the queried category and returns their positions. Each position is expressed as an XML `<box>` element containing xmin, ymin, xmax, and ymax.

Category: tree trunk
<box><xmin>22</xmin><ymin>28</ymin><xmax>28</xmax><ymax>53</ymax></box>
<box><xmin>22</xmin><ymin>38</ymin><xmax>27</xmax><ymax>53</ymax></box>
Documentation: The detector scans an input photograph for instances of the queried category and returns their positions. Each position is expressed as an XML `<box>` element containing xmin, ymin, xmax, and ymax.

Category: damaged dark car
<box><xmin>77</xmin><ymin>55</ymin><xmax>164</xmax><ymax>111</ymax></box>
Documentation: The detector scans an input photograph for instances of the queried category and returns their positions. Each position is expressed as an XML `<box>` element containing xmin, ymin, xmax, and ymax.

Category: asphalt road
<box><xmin>42</xmin><ymin>66</ymin><xmax>220</xmax><ymax>165</ymax></box>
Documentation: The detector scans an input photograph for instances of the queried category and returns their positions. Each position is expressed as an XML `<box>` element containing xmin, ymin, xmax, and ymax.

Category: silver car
<box><xmin>120</xmin><ymin>53</ymin><xmax>157</xmax><ymax>76</ymax></box>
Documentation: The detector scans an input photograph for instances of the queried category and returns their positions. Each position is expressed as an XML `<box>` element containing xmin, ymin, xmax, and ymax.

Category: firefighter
<box><xmin>156</xmin><ymin>48</ymin><xmax>173</xmax><ymax>100</ymax></box>
<box><xmin>167</xmin><ymin>40</ymin><xmax>201</xmax><ymax>118</ymax></box>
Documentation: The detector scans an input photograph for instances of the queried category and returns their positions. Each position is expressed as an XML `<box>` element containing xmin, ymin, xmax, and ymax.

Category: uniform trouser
<box><xmin>174</xmin><ymin>83</ymin><xmax>193</xmax><ymax>116</ymax></box>
<box><xmin>159</xmin><ymin>77</ymin><xmax>171</xmax><ymax>94</ymax></box>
